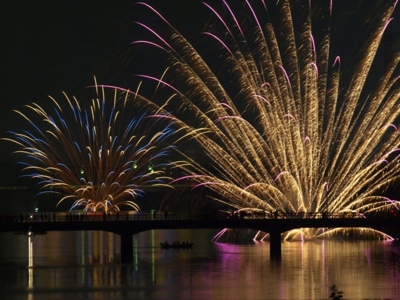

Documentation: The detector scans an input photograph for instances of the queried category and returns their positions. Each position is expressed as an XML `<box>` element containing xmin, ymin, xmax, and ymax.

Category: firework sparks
<box><xmin>3</xmin><ymin>84</ymin><xmax>180</xmax><ymax>212</ymax></box>
<box><xmin>130</xmin><ymin>0</ymin><xmax>400</xmax><ymax>240</ymax></box>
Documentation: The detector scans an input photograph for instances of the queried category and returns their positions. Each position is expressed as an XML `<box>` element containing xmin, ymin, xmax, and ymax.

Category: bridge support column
<box><xmin>120</xmin><ymin>233</ymin><xmax>133</xmax><ymax>264</ymax></box>
<box><xmin>269</xmin><ymin>230</ymin><xmax>282</xmax><ymax>260</ymax></box>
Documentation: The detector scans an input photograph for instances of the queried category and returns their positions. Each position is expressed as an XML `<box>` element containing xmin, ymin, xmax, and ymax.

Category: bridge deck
<box><xmin>0</xmin><ymin>211</ymin><xmax>398</xmax><ymax>234</ymax></box>
<box><xmin>1</xmin><ymin>211</ymin><xmax>398</xmax><ymax>263</ymax></box>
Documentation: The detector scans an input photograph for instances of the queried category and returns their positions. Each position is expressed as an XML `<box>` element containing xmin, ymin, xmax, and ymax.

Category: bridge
<box><xmin>0</xmin><ymin>211</ymin><xmax>399</xmax><ymax>263</ymax></box>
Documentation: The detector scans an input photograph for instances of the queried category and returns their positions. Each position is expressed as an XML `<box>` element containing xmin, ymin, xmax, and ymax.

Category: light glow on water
<box><xmin>28</xmin><ymin>231</ymin><xmax>33</xmax><ymax>268</ymax></box>
<box><xmin>1</xmin><ymin>230</ymin><xmax>399</xmax><ymax>299</ymax></box>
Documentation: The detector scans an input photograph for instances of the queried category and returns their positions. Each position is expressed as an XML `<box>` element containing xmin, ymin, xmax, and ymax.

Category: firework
<box><xmin>130</xmin><ymin>0</ymin><xmax>400</xmax><ymax>240</ymax></box>
<box><xmin>3</xmin><ymin>83</ymin><xmax>180</xmax><ymax>212</ymax></box>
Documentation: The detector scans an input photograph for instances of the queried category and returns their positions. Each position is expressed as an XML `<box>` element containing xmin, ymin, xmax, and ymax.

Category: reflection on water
<box><xmin>28</xmin><ymin>232</ymin><xmax>33</xmax><ymax>268</ymax></box>
<box><xmin>0</xmin><ymin>230</ymin><xmax>399</xmax><ymax>300</ymax></box>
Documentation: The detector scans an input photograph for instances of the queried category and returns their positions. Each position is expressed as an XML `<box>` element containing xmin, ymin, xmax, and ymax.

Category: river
<box><xmin>0</xmin><ymin>229</ymin><xmax>399</xmax><ymax>300</ymax></box>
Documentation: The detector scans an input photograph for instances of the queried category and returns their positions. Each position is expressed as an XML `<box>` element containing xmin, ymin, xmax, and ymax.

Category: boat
<box><xmin>160</xmin><ymin>241</ymin><xmax>194</xmax><ymax>249</ymax></box>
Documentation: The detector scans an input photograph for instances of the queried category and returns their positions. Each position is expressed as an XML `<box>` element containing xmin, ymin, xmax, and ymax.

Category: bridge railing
<box><xmin>0</xmin><ymin>210</ymin><xmax>368</xmax><ymax>223</ymax></box>
<box><xmin>0</xmin><ymin>212</ymin><xmax>214</xmax><ymax>223</ymax></box>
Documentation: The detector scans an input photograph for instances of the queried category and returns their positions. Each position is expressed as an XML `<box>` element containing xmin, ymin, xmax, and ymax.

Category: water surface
<box><xmin>0</xmin><ymin>230</ymin><xmax>399</xmax><ymax>299</ymax></box>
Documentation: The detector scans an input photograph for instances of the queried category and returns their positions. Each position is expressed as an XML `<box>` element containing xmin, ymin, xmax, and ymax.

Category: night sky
<box><xmin>1</xmin><ymin>1</ymin><xmax>133</xmax><ymax>137</ymax></box>
<box><xmin>1</xmin><ymin>0</ymin><xmax>399</xmax><ymax>184</ymax></box>
<box><xmin>0</xmin><ymin>0</ymin><xmax>206</xmax><ymax>163</ymax></box>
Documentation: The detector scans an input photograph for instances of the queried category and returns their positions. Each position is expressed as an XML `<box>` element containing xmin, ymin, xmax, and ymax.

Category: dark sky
<box><xmin>0</xmin><ymin>1</ymin><xmax>207</xmax><ymax>162</ymax></box>
<box><xmin>1</xmin><ymin>1</ymin><xmax>133</xmax><ymax>132</ymax></box>
<box><xmin>0</xmin><ymin>0</ymin><xmax>399</xmax><ymax>170</ymax></box>
<box><xmin>0</xmin><ymin>0</ymin><xmax>206</xmax><ymax>101</ymax></box>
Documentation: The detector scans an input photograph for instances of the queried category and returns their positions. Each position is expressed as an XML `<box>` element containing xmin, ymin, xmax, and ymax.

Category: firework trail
<box><xmin>129</xmin><ymin>0</ymin><xmax>400</xmax><ymax>240</ymax></box>
<box><xmin>3</xmin><ymin>83</ymin><xmax>180</xmax><ymax>212</ymax></box>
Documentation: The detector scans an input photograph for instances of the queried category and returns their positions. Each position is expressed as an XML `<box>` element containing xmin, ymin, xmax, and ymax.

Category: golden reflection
<box><xmin>28</xmin><ymin>267</ymin><xmax>33</xmax><ymax>289</ymax></box>
<box><xmin>81</xmin><ymin>231</ymin><xmax>85</xmax><ymax>285</ymax></box>
<box><xmin>27</xmin><ymin>231</ymin><xmax>34</xmax><ymax>296</ymax></box>
<box><xmin>134</xmin><ymin>239</ymin><xmax>138</xmax><ymax>271</ymax></box>
<box><xmin>28</xmin><ymin>231</ymin><xmax>33</xmax><ymax>268</ymax></box>
<box><xmin>152</xmin><ymin>229</ymin><xmax>155</xmax><ymax>283</ymax></box>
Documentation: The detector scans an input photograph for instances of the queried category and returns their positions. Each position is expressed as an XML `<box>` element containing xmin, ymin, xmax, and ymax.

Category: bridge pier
<box><xmin>269</xmin><ymin>230</ymin><xmax>282</xmax><ymax>259</ymax></box>
<box><xmin>120</xmin><ymin>233</ymin><xmax>133</xmax><ymax>264</ymax></box>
